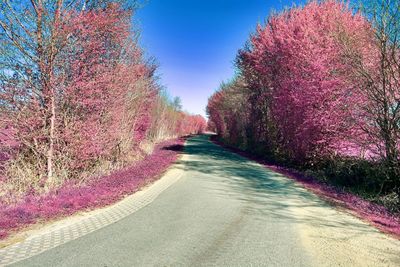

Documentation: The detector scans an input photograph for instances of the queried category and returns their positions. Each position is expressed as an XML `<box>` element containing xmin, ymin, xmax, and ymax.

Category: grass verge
<box><xmin>0</xmin><ymin>137</ymin><xmax>185</xmax><ymax>240</ymax></box>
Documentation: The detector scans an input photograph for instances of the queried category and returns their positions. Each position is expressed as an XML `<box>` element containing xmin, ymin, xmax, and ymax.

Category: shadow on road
<box><xmin>171</xmin><ymin>134</ymin><xmax>379</xmax><ymax>238</ymax></box>
<box><xmin>162</xmin><ymin>144</ymin><xmax>185</xmax><ymax>152</ymax></box>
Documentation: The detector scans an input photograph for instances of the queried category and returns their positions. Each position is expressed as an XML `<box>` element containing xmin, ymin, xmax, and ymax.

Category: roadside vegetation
<box><xmin>0</xmin><ymin>1</ymin><xmax>205</xmax><ymax>206</ymax></box>
<box><xmin>0</xmin><ymin>138</ymin><xmax>185</xmax><ymax>239</ymax></box>
<box><xmin>207</xmin><ymin>0</ymin><xmax>400</xmax><ymax>214</ymax></box>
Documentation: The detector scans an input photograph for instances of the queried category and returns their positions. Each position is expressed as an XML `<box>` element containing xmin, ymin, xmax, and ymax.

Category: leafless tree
<box><xmin>341</xmin><ymin>0</ymin><xmax>400</xmax><ymax>192</ymax></box>
<box><xmin>0</xmin><ymin>0</ymin><xmax>137</xmax><ymax>186</ymax></box>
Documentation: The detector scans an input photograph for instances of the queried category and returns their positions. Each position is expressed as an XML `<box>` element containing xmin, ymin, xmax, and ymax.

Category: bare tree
<box><xmin>0</xmin><ymin>0</ymin><xmax>137</xmax><ymax>187</ymax></box>
<box><xmin>0</xmin><ymin>0</ymin><xmax>67</xmax><ymax>186</ymax></box>
<box><xmin>341</xmin><ymin>0</ymin><xmax>400</xmax><ymax>192</ymax></box>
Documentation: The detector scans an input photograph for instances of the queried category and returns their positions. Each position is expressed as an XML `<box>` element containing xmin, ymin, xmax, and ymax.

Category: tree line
<box><xmin>207</xmin><ymin>0</ymin><xmax>400</xmax><ymax>211</ymax></box>
<box><xmin>0</xmin><ymin>0</ymin><xmax>206</xmax><ymax>200</ymax></box>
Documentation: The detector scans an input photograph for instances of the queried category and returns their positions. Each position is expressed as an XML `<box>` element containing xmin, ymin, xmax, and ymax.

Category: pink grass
<box><xmin>0</xmin><ymin>137</ymin><xmax>185</xmax><ymax>240</ymax></box>
<box><xmin>211</xmin><ymin>137</ymin><xmax>400</xmax><ymax>240</ymax></box>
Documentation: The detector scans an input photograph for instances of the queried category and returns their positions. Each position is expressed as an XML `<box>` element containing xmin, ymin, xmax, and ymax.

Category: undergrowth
<box><xmin>215</xmin><ymin>135</ymin><xmax>400</xmax><ymax>215</ymax></box>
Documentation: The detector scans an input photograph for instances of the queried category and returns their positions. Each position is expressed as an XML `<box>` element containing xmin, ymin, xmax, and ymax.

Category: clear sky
<box><xmin>135</xmin><ymin>0</ymin><xmax>304</xmax><ymax>117</ymax></box>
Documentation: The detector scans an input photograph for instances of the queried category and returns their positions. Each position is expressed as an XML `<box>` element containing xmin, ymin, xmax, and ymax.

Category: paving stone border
<box><xmin>0</xmin><ymin>167</ymin><xmax>184</xmax><ymax>266</ymax></box>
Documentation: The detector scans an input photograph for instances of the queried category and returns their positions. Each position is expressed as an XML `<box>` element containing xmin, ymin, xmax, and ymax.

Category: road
<box><xmin>10</xmin><ymin>135</ymin><xmax>400</xmax><ymax>266</ymax></box>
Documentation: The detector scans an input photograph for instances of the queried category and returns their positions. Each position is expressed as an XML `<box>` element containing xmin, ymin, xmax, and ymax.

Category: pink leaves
<box><xmin>54</xmin><ymin>6</ymin><xmax>159</xmax><ymax>171</ymax></box>
<box><xmin>176</xmin><ymin>114</ymin><xmax>207</xmax><ymax>136</ymax></box>
<box><xmin>0</xmin><ymin>2</ymin><xmax>205</xmax><ymax>207</ymax></box>
<box><xmin>208</xmin><ymin>0</ymin><xmax>374</xmax><ymax>162</ymax></box>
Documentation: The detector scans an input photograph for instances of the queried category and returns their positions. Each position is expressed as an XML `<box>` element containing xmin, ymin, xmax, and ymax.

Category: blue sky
<box><xmin>135</xmin><ymin>0</ymin><xmax>303</xmax><ymax>117</ymax></box>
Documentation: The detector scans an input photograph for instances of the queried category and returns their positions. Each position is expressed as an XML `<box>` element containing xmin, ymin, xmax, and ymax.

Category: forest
<box><xmin>207</xmin><ymin>0</ymin><xmax>400</xmax><ymax>213</ymax></box>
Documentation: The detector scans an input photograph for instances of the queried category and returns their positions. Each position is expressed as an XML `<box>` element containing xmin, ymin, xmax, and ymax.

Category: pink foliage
<box><xmin>0</xmin><ymin>3</ymin><xmax>206</xmax><ymax>228</ymax></box>
<box><xmin>242</xmin><ymin>0</ymin><xmax>370</xmax><ymax>160</ymax></box>
<box><xmin>207</xmin><ymin>91</ymin><xmax>227</xmax><ymax>136</ymax></box>
<box><xmin>206</xmin><ymin>0</ymin><xmax>400</xmax><ymax>238</ymax></box>
<box><xmin>176</xmin><ymin>113</ymin><xmax>207</xmax><ymax>136</ymax></box>
<box><xmin>60</xmin><ymin>6</ymin><xmax>155</xmax><ymax>167</ymax></box>
<box><xmin>207</xmin><ymin>1</ymin><xmax>377</xmax><ymax>162</ymax></box>
<box><xmin>0</xmin><ymin>138</ymin><xmax>185</xmax><ymax>240</ymax></box>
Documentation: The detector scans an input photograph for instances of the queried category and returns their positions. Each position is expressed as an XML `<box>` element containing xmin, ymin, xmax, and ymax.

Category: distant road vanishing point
<box><xmin>6</xmin><ymin>135</ymin><xmax>400</xmax><ymax>267</ymax></box>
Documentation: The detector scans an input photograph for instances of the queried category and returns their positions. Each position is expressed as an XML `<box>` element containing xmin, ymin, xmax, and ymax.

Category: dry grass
<box><xmin>0</xmin><ymin>136</ymin><xmax>170</xmax><ymax>205</ymax></box>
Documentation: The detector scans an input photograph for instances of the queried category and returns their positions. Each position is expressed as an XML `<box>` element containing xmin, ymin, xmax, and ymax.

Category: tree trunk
<box><xmin>47</xmin><ymin>94</ymin><xmax>56</xmax><ymax>186</ymax></box>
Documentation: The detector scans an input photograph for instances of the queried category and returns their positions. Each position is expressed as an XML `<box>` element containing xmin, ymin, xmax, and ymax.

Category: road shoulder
<box><xmin>0</xmin><ymin>161</ymin><xmax>185</xmax><ymax>266</ymax></box>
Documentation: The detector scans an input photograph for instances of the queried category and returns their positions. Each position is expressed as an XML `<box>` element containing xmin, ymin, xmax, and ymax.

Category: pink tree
<box><xmin>238</xmin><ymin>0</ymin><xmax>370</xmax><ymax>161</ymax></box>
<box><xmin>1</xmin><ymin>3</ymin><xmax>161</xmax><ymax>194</ymax></box>
<box><xmin>57</xmin><ymin>4</ymin><xmax>160</xmax><ymax>175</ymax></box>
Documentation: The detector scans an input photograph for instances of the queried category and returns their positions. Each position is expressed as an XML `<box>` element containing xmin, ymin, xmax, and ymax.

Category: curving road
<box><xmin>10</xmin><ymin>135</ymin><xmax>400</xmax><ymax>266</ymax></box>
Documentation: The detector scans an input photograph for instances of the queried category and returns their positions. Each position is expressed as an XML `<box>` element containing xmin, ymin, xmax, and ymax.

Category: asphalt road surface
<box><xmin>12</xmin><ymin>135</ymin><xmax>400</xmax><ymax>266</ymax></box>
